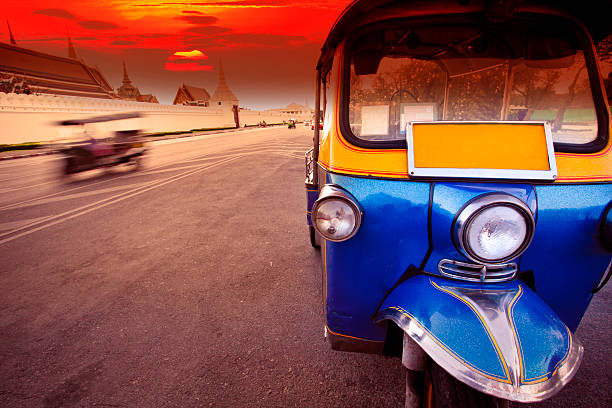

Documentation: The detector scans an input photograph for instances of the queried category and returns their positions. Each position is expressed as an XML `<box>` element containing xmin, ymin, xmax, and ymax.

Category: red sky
<box><xmin>2</xmin><ymin>0</ymin><xmax>351</xmax><ymax>109</ymax></box>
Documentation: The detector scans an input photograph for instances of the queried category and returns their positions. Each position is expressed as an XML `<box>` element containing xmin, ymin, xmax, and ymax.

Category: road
<box><xmin>0</xmin><ymin>126</ymin><xmax>610</xmax><ymax>407</ymax></box>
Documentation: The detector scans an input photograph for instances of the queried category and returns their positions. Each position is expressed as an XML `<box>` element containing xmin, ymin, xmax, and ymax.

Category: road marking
<box><xmin>0</xmin><ymin>147</ymin><xmax>306</xmax><ymax>211</ymax></box>
<box><xmin>0</xmin><ymin>216</ymin><xmax>53</xmax><ymax>232</ymax></box>
<box><xmin>0</xmin><ymin>178</ymin><xmax>61</xmax><ymax>194</ymax></box>
<box><xmin>0</xmin><ymin>129</ymin><xmax>309</xmax><ymax>213</ymax></box>
<box><xmin>150</xmin><ymin>126</ymin><xmax>271</xmax><ymax>146</ymax></box>
<box><xmin>0</xmin><ymin>155</ymin><xmax>244</xmax><ymax>246</ymax></box>
<box><xmin>0</xmin><ymin>150</ymin><xmax>227</xmax><ymax>211</ymax></box>
<box><xmin>0</xmin><ymin>148</ymin><xmax>301</xmax><ymax>233</ymax></box>
<box><xmin>3</xmin><ymin>181</ymin><xmax>151</xmax><ymax>211</ymax></box>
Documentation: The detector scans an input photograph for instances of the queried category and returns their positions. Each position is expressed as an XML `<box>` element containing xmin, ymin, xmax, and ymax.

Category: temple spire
<box><xmin>6</xmin><ymin>20</ymin><xmax>16</xmax><ymax>45</ymax></box>
<box><xmin>218</xmin><ymin>59</ymin><xmax>227</xmax><ymax>86</ymax></box>
<box><xmin>122</xmin><ymin>60</ymin><xmax>132</xmax><ymax>85</ymax></box>
<box><xmin>211</xmin><ymin>59</ymin><xmax>238</xmax><ymax>106</ymax></box>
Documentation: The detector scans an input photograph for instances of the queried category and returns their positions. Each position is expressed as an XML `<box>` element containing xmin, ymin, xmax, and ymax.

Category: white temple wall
<box><xmin>0</xmin><ymin>93</ymin><xmax>235</xmax><ymax>144</ymax></box>
<box><xmin>0</xmin><ymin>93</ymin><xmax>314</xmax><ymax>144</ymax></box>
<box><xmin>238</xmin><ymin>110</ymin><xmax>312</xmax><ymax>127</ymax></box>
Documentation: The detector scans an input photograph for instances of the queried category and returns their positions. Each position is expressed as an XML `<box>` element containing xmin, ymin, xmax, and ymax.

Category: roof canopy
<box><xmin>0</xmin><ymin>41</ymin><xmax>115</xmax><ymax>98</ymax></box>
<box><xmin>318</xmin><ymin>0</ymin><xmax>612</xmax><ymax>71</ymax></box>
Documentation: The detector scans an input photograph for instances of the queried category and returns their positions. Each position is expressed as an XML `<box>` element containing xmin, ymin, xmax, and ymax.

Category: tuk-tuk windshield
<box><xmin>348</xmin><ymin>16</ymin><xmax>599</xmax><ymax>146</ymax></box>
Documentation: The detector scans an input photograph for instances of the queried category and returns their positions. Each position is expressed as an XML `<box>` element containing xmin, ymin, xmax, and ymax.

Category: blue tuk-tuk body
<box><xmin>307</xmin><ymin>0</ymin><xmax>612</xmax><ymax>405</ymax></box>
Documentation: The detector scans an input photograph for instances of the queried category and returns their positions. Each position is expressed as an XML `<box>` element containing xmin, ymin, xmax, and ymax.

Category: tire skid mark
<box><xmin>0</xmin><ymin>147</ymin><xmax>235</xmax><ymax>212</ymax></box>
<box><xmin>0</xmin><ymin>178</ymin><xmax>64</xmax><ymax>194</ymax></box>
<box><xmin>3</xmin><ymin>181</ymin><xmax>152</xmax><ymax>211</ymax></box>
<box><xmin>0</xmin><ymin>147</ymin><xmax>306</xmax><ymax>212</ymax></box>
<box><xmin>0</xmin><ymin>155</ymin><xmax>243</xmax><ymax>246</ymax></box>
<box><xmin>0</xmin><ymin>125</ymin><xmax>309</xmax><ymax>212</ymax></box>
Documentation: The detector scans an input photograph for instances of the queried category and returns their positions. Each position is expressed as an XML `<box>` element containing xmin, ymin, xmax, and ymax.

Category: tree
<box><xmin>597</xmin><ymin>34</ymin><xmax>612</xmax><ymax>63</ymax></box>
<box><xmin>598</xmin><ymin>34</ymin><xmax>612</xmax><ymax>102</ymax></box>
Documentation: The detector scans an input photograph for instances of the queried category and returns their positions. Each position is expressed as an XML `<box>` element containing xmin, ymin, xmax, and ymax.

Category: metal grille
<box><xmin>437</xmin><ymin>259</ymin><xmax>518</xmax><ymax>283</ymax></box>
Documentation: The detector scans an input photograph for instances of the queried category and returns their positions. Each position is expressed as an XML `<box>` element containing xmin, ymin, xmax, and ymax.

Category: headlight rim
<box><xmin>312</xmin><ymin>185</ymin><xmax>363</xmax><ymax>242</ymax></box>
<box><xmin>453</xmin><ymin>193</ymin><xmax>535</xmax><ymax>265</ymax></box>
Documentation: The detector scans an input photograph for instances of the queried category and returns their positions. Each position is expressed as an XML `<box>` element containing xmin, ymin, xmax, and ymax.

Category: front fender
<box><xmin>376</xmin><ymin>275</ymin><xmax>582</xmax><ymax>402</ymax></box>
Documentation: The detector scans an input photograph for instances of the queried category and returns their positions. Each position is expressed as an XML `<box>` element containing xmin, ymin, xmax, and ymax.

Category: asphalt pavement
<box><xmin>0</xmin><ymin>126</ymin><xmax>610</xmax><ymax>407</ymax></box>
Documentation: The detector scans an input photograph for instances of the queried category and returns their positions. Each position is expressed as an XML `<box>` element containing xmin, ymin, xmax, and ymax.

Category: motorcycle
<box><xmin>57</xmin><ymin>112</ymin><xmax>146</xmax><ymax>176</ymax></box>
<box><xmin>305</xmin><ymin>1</ymin><xmax>612</xmax><ymax>406</ymax></box>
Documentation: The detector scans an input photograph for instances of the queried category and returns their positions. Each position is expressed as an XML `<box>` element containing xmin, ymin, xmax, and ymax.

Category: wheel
<box><xmin>309</xmin><ymin>226</ymin><xmax>320</xmax><ymax>248</ymax></box>
<box><xmin>130</xmin><ymin>155</ymin><xmax>144</xmax><ymax>171</ymax></box>
<box><xmin>63</xmin><ymin>157</ymin><xmax>76</xmax><ymax>175</ymax></box>
<box><xmin>420</xmin><ymin>362</ymin><xmax>509</xmax><ymax>408</ymax></box>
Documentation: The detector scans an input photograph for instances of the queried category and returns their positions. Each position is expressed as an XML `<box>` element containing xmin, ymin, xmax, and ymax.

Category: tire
<box><xmin>130</xmin><ymin>155</ymin><xmax>143</xmax><ymax>171</ymax></box>
<box><xmin>64</xmin><ymin>158</ymin><xmax>76</xmax><ymax>175</ymax></box>
<box><xmin>309</xmin><ymin>226</ymin><xmax>320</xmax><ymax>248</ymax></box>
<box><xmin>421</xmin><ymin>362</ymin><xmax>509</xmax><ymax>408</ymax></box>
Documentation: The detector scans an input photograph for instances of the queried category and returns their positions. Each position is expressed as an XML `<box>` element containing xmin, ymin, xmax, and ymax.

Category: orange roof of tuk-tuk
<box><xmin>318</xmin><ymin>0</ymin><xmax>612</xmax><ymax>70</ymax></box>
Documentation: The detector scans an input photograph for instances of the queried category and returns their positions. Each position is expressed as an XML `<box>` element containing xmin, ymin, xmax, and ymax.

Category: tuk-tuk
<box><xmin>305</xmin><ymin>1</ymin><xmax>612</xmax><ymax>406</ymax></box>
<box><xmin>56</xmin><ymin>112</ymin><xmax>146</xmax><ymax>176</ymax></box>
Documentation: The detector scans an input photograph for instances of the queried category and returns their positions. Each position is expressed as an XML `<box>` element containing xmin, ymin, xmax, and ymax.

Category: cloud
<box><xmin>137</xmin><ymin>33</ymin><xmax>172</xmax><ymax>39</ymax></box>
<box><xmin>184</xmin><ymin>26</ymin><xmax>232</xmax><ymax>35</ymax></box>
<box><xmin>78</xmin><ymin>20</ymin><xmax>120</xmax><ymax>30</ymax></box>
<box><xmin>176</xmin><ymin>13</ymin><xmax>228</xmax><ymax>37</ymax></box>
<box><xmin>137</xmin><ymin>1</ymin><xmax>337</xmax><ymax>8</ymax></box>
<box><xmin>32</xmin><ymin>9</ymin><xmax>77</xmax><ymax>20</ymax></box>
<box><xmin>164</xmin><ymin>61</ymin><xmax>213</xmax><ymax>71</ymax></box>
<box><xmin>181</xmin><ymin>10</ymin><xmax>203</xmax><ymax>14</ymax></box>
<box><xmin>111</xmin><ymin>40</ymin><xmax>138</xmax><ymax>45</ymax></box>
<box><xmin>182</xmin><ymin>1</ymin><xmax>287</xmax><ymax>7</ymax></box>
<box><xmin>176</xmin><ymin>15</ymin><xmax>219</xmax><ymax>25</ymax></box>
<box><xmin>222</xmin><ymin>33</ymin><xmax>307</xmax><ymax>46</ymax></box>
<box><xmin>184</xmin><ymin>32</ymin><xmax>308</xmax><ymax>49</ymax></box>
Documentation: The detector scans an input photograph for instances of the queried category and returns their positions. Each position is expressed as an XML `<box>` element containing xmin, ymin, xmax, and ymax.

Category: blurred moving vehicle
<box><xmin>305</xmin><ymin>0</ymin><xmax>611</xmax><ymax>407</ymax></box>
<box><xmin>56</xmin><ymin>112</ymin><xmax>146</xmax><ymax>176</ymax></box>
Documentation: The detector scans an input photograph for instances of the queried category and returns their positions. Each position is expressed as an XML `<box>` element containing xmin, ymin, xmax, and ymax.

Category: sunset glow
<box><xmin>2</xmin><ymin>0</ymin><xmax>350</xmax><ymax>109</ymax></box>
<box><xmin>164</xmin><ymin>61</ymin><xmax>214</xmax><ymax>71</ymax></box>
<box><xmin>171</xmin><ymin>50</ymin><xmax>209</xmax><ymax>60</ymax></box>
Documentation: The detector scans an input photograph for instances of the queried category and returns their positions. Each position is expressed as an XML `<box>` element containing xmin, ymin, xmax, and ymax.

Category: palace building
<box><xmin>173</xmin><ymin>84</ymin><xmax>211</xmax><ymax>106</ymax></box>
<box><xmin>266</xmin><ymin>102</ymin><xmax>313</xmax><ymax>117</ymax></box>
<box><xmin>116</xmin><ymin>61</ymin><xmax>159</xmax><ymax>103</ymax></box>
<box><xmin>0</xmin><ymin>40</ymin><xmax>115</xmax><ymax>99</ymax></box>
<box><xmin>1</xmin><ymin>27</ymin><xmax>158</xmax><ymax>103</ymax></box>
<box><xmin>172</xmin><ymin>61</ymin><xmax>238</xmax><ymax>108</ymax></box>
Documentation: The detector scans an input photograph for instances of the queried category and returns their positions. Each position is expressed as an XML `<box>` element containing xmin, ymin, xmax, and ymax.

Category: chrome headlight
<box><xmin>312</xmin><ymin>185</ymin><xmax>362</xmax><ymax>242</ymax></box>
<box><xmin>454</xmin><ymin>194</ymin><xmax>535</xmax><ymax>264</ymax></box>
